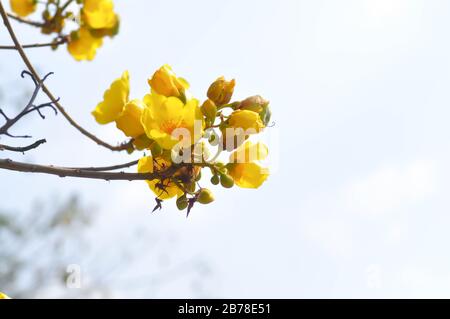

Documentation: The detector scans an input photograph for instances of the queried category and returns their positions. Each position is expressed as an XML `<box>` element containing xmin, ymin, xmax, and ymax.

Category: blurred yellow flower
<box><xmin>148</xmin><ymin>64</ymin><xmax>189</xmax><ymax>97</ymax></box>
<box><xmin>0</xmin><ymin>292</ymin><xmax>10</xmax><ymax>299</ymax></box>
<box><xmin>10</xmin><ymin>0</ymin><xmax>36</xmax><ymax>17</ymax></box>
<box><xmin>141</xmin><ymin>93</ymin><xmax>203</xmax><ymax>150</ymax></box>
<box><xmin>82</xmin><ymin>0</ymin><xmax>117</xmax><ymax>30</ymax></box>
<box><xmin>228</xmin><ymin>109</ymin><xmax>264</xmax><ymax>133</ymax></box>
<box><xmin>227</xmin><ymin>141</ymin><xmax>269</xmax><ymax>188</ymax></box>
<box><xmin>67</xmin><ymin>27</ymin><xmax>103</xmax><ymax>61</ymax></box>
<box><xmin>92</xmin><ymin>71</ymin><xmax>130</xmax><ymax>124</ymax></box>
<box><xmin>138</xmin><ymin>156</ymin><xmax>183</xmax><ymax>199</ymax></box>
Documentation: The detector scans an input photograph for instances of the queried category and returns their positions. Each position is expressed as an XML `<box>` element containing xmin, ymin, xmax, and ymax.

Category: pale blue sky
<box><xmin>2</xmin><ymin>0</ymin><xmax>450</xmax><ymax>298</ymax></box>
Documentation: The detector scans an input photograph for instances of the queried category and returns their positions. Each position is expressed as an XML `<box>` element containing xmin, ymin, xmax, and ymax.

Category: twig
<box><xmin>0</xmin><ymin>2</ymin><xmax>132</xmax><ymax>152</ymax></box>
<box><xmin>0</xmin><ymin>37</ymin><xmax>68</xmax><ymax>50</ymax></box>
<box><xmin>0</xmin><ymin>139</ymin><xmax>46</xmax><ymax>153</ymax></box>
<box><xmin>60</xmin><ymin>0</ymin><xmax>74</xmax><ymax>13</ymax></box>
<box><xmin>0</xmin><ymin>71</ymin><xmax>56</xmax><ymax>136</ymax></box>
<box><xmin>67</xmin><ymin>160</ymin><xmax>139</xmax><ymax>172</ymax></box>
<box><xmin>6</xmin><ymin>13</ymin><xmax>44</xmax><ymax>27</ymax></box>
<box><xmin>0</xmin><ymin>158</ymin><xmax>178</xmax><ymax>181</ymax></box>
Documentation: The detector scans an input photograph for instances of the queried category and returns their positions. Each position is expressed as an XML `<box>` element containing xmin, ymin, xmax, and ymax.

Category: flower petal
<box><xmin>92</xmin><ymin>71</ymin><xmax>129</xmax><ymax>124</ymax></box>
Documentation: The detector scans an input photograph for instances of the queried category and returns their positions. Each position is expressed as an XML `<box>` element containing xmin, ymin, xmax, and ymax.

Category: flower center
<box><xmin>160</xmin><ymin>119</ymin><xmax>187</xmax><ymax>135</ymax></box>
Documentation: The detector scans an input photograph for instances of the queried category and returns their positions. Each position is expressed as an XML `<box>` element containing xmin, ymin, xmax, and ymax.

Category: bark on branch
<box><xmin>0</xmin><ymin>139</ymin><xmax>46</xmax><ymax>153</ymax></box>
<box><xmin>0</xmin><ymin>158</ymin><xmax>174</xmax><ymax>181</ymax></box>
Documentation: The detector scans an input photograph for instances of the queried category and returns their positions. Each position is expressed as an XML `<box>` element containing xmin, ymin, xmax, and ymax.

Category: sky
<box><xmin>2</xmin><ymin>0</ymin><xmax>450</xmax><ymax>298</ymax></box>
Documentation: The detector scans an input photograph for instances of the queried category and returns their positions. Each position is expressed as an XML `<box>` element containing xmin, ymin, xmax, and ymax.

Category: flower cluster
<box><xmin>92</xmin><ymin>65</ymin><xmax>272</xmax><ymax>214</ymax></box>
<box><xmin>9</xmin><ymin>0</ymin><xmax>119</xmax><ymax>61</ymax></box>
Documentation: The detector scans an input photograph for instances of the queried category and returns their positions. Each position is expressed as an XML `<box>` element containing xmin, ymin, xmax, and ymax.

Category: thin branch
<box><xmin>0</xmin><ymin>3</ymin><xmax>132</xmax><ymax>152</ymax></box>
<box><xmin>0</xmin><ymin>71</ymin><xmax>56</xmax><ymax>136</ymax></box>
<box><xmin>67</xmin><ymin>160</ymin><xmax>139</xmax><ymax>172</ymax></box>
<box><xmin>0</xmin><ymin>37</ymin><xmax>68</xmax><ymax>50</ymax></box>
<box><xmin>60</xmin><ymin>0</ymin><xmax>74</xmax><ymax>13</ymax></box>
<box><xmin>0</xmin><ymin>139</ymin><xmax>46</xmax><ymax>153</ymax></box>
<box><xmin>0</xmin><ymin>158</ymin><xmax>177</xmax><ymax>181</ymax></box>
<box><xmin>6</xmin><ymin>13</ymin><xmax>44</xmax><ymax>27</ymax></box>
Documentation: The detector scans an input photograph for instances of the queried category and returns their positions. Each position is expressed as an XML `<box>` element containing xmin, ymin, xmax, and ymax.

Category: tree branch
<box><xmin>0</xmin><ymin>158</ymin><xmax>176</xmax><ymax>181</ymax></box>
<box><xmin>67</xmin><ymin>160</ymin><xmax>139</xmax><ymax>172</ymax></box>
<box><xmin>6</xmin><ymin>13</ymin><xmax>44</xmax><ymax>27</ymax></box>
<box><xmin>0</xmin><ymin>139</ymin><xmax>46</xmax><ymax>153</ymax></box>
<box><xmin>60</xmin><ymin>0</ymin><xmax>74</xmax><ymax>13</ymax></box>
<box><xmin>0</xmin><ymin>37</ymin><xmax>68</xmax><ymax>50</ymax></box>
<box><xmin>0</xmin><ymin>2</ymin><xmax>132</xmax><ymax>152</ymax></box>
<box><xmin>0</xmin><ymin>71</ymin><xmax>56</xmax><ymax>137</ymax></box>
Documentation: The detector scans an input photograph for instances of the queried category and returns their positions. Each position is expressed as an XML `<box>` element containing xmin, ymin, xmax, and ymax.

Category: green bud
<box><xmin>208</xmin><ymin>133</ymin><xmax>217</xmax><ymax>144</ymax></box>
<box><xmin>210</xmin><ymin>175</ymin><xmax>219</xmax><ymax>185</ymax></box>
<box><xmin>197</xmin><ymin>189</ymin><xmax>215</xmax><ymax>204</ymax></box>
<box><xmin>220</xmin><ymin>173</ymin><xmax>234</xmax><ymax>188</ymax></box>
<box><xmin>176</xmin><ymin>195</ymin><xmax>188</xmax><ymax>210</ymax></box>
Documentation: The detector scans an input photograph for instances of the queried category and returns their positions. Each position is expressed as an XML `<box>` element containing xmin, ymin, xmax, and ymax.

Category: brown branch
<box><xmin>60</xmin><ymin>0</ymin><xmax>75</xmax><ymax>13</ymax></box>
<box><xmin>0</xmin><ymin>37</ymin><xmax>68</xmax><ymax>50</ymax></box>
<box><xmin>0</xmin><ymin>2</ymin><xmax>132</xmax><ymax>152</ymax></box>
<box><xmin>7</xmin><ymin>13</ymin><xmax>44</xmax><ymax>27</ymax></box>
<box><xmin>0</xmin><ymin>139</ymin><xmax>46</xmax><ymax>153</ymax></box>
<box><xmin>0</xmin><ymin>158</ymin><xmax>176</xmax><ymax>181</ymax></box>
<box><xmin>67</xmin><ymin>160</ymin><xmax>139</xmax><ymax>172</ymax></box>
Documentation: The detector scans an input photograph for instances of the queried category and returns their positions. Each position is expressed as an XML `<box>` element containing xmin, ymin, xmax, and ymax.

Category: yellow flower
<box><xmin>91</xmin><ymin>71</ymin><xmax>147</xmax><ymax>139</ymax></box>
<box><xmin>148</xmin><ymin>64</ymin><xmax>189</xmax><ymax>97</ymax></box>
<box><xmin>138</xmin><ymin>156</ymin><xmax>183</xmax><ymax>199</ymax></box>
<box><xmin>10</xmin><ymin>0</ymin><xmax>36</xmax><ymax>17</ymax></box>
<box><xmin>115</xmin><ymin>99</ymin><xmax>146</xmax><ymax>138</ymax></box>
<box><xmin>67</xmin><ymin>27</ymin><xmax>103</xmax><ymax>61</ymax></box>
<box><xmin>229</xmin><ymin>141</ymin><xmax>268</xmax><ymax>163</ymax></box>
<box><xmin>228</xmin><ymin>109</ymin><xmax>265</xmax><ymax>133</ymax></box>
<box><xmin>141</xmin><ymin>93</ymin><xmax>203</xmax><ymax>150</ymax></box>
<box><xmin>92</xmin><ymin>71</ymin><xmax>130</xmax><ymax>124</ymax></box>
<box><xmin>227</xmin><ymin>141</ymin><xmax>269</xmax><ymax>189</ymax></box>
<box><xmin>0</xmin><ymin>292</ymin><xmax>10</xmax><ymax>299</ymax></box>
<box><xmin>82</xmin><ymin>0</ymin><xmax>117</xmax><ymax>30</ymax></box>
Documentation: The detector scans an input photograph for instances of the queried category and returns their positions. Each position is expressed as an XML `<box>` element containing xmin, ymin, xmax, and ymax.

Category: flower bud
<box><xmin>148</xmin><ymin>64</ymin><xmax>188</xmax><ymax>97</ymax></box>
<box><xmin>201</xmin><ymin>99</ymin><xmax>217</xmax><ymax>122</ymax></box>
<box><xmin>176</xmin><ymin>195</ymin><xmax>188</xmax><ymax>210</ymax></box>
<box><xmin>240</xmin><ymin>95</ymin><xmax>269</xmax><ymax>113</ymax></box>
<box><xmin>210</xmin><ymin>175</ymin><xmax>220</xmax><ymax>185</ymax></box>
<box><xmin>229</xmin><ymin>110</ymin><xmax>265</xmax><ymax>133</ymax></box>
<box><xmin>207</xmin><ymin>77</ymin><xmax>235</xmax><ymax>106</ymax></box>
<box><xmin>220</xmin><ymin>173</ymin><xmax>234</xmax><ymax>188</ymax></box>
<box><xmin>197</xmin><ymin>188</ymin><xmax>215</xmax><ymax>204</ymax></box>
